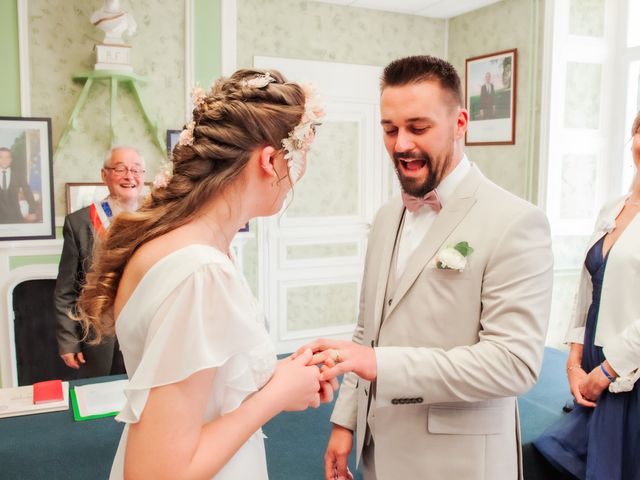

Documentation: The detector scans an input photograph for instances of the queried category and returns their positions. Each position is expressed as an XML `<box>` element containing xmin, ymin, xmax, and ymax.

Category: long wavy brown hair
<box><xmin>76</xmin><ymin>69</ymin><xmax>306</xmax><ymax>344</ymax></box>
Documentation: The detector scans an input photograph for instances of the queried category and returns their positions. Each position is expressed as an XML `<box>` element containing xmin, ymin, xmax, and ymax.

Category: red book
<box><xmin>32</xmin><ymin>380</ymin><xmax>64</xmax><ymax>404</ymax></box>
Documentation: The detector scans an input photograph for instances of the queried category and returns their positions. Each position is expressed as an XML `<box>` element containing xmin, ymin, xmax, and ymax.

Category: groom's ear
<box><xmin>258</xmin><ymin>146</ymin><xmax>278</xmax><ymax>178</ymax></box>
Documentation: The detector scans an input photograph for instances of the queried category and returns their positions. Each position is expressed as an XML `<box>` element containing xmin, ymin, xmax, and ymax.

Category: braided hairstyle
<box><xmin>76</xmin><ymin>69</ymin><xmax>306</xmax><ymax>343</ymax></box>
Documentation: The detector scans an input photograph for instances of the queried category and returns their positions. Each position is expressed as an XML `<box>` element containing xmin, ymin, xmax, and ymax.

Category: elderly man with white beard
<box><xmin>55</xmin><ymin>146</ymin><xmax>146</xmax><ymax>377</ymax></box>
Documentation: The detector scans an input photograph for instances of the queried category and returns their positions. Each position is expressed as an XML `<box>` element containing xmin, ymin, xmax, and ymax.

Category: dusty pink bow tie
<box><xmin>401</xmin><ymin>190</ymin><xmax>442</xmax><ymax>213</ymax></box>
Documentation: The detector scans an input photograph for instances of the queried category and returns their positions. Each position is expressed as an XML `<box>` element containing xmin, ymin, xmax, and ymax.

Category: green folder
<box><xmin>70</xmin><ymin>387</ymin><xmax>119</xmax><ymax>422</ymax></box>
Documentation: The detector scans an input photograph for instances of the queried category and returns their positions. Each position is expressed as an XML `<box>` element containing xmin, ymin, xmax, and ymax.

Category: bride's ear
<box><xmin>258</xmin><ymin>146</ymin><xmax>278</xmax><ymax>178</ymax></box>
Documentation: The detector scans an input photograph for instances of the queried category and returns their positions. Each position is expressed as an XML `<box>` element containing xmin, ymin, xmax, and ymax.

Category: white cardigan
<box><xmin>565</xmin><ymin>195</ymin><xmax>640</xmax><ymax>379</ymax></box>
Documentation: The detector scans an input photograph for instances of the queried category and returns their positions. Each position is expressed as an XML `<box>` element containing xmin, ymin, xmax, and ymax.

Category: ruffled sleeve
<box><xmin>116</xmin><ymin>255</ymin><xmax>275</xmax><ymax>424</ymax></box>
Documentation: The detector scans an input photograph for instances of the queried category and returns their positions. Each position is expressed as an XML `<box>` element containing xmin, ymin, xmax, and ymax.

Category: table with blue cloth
<box><xmin>1</xmin><ymin>376</ymin><xmax>125</xmax><ymax>478</ymax></box>
<box><xmin>0</xmin><ymin>348</ymin><xmax>570</xmax><ymax>479</ymax></box>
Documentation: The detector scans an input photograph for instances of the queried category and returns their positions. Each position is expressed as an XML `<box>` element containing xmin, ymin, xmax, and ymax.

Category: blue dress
<box><xmin>533</xmin><ymin>236</ymin><xmax>640</xmax><ymax>479</ymax></box>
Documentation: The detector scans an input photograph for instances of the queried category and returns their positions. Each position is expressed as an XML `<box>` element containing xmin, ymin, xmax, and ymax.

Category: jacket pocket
<box><xmin>427</xmin><ymin>402</ymin><xmax>511</xmax><ymax>435</ymax></box>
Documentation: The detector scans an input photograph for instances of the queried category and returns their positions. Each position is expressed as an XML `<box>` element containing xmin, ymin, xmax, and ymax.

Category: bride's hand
<box><xmin>318</xmin><ymin>365</ymin><xmax>339</xmax><ymax>403</ymax></box>
<box><xmin>266</xmin><ymin>349</ymin><xmax>321</xmax><ymax>412</ymax></box>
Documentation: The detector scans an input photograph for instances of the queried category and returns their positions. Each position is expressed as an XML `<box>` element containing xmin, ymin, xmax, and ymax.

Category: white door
<box><xmin>254</xmin><ymin>56</ymin><xmax>389</xmax><ymax>353</ymax></box>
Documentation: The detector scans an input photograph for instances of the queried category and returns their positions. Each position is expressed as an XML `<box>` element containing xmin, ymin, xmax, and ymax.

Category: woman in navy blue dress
<box><xmin>534</xmin><ymin>112</ymin><xmax>640</xmax><ymax>479</ymax></box>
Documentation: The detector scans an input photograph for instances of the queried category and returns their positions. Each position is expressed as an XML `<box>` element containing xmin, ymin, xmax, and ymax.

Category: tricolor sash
<box><xmin>89</xmin><ymin>199</ymin><xmax>114</xmax><ymax>240</ymax></box>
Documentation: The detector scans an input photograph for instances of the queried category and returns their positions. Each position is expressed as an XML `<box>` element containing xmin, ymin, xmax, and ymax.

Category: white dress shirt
<box><xmin>396</xmin><ymin>155</ymin><xmax>471</xmax><ymax>278</ymax></box>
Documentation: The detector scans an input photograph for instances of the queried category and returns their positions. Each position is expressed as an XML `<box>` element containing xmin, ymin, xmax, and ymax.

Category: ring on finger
<box><xmin>333</xmin><ymin>350</ymin><xmax>342</xmax><ymax>363</ymax></box>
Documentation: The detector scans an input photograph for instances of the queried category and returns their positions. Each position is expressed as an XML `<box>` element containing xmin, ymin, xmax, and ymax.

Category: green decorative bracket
<box><xmin>55</xmin><ymin>70</ymin><xmax>166</xmax><ymax>159</ymax></box>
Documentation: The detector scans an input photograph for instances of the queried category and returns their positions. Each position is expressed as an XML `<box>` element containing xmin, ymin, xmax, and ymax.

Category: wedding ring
<box><xmin>333</xmin><ymin>350</ymin><xmax>342</xmax><ymax>363</ymax></box>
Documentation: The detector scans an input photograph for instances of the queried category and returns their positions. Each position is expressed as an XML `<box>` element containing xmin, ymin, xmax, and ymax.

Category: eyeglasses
<box><xmin>104</xmin><ymin>165</ymin><xmax>145</xmax><ymax>177</ymax></box>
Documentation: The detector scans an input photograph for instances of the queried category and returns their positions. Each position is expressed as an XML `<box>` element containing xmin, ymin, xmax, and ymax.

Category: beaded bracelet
<box><xmin>600</xmin><ymin>363</ymin><xmax>615</xmax><ymax>382</ymax></box>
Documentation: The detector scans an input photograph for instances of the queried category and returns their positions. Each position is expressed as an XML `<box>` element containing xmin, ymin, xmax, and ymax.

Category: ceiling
<box><xmin>309</xmin><ymin>0</ymin><xmax>504</xmax><ymax>18</ymax></box>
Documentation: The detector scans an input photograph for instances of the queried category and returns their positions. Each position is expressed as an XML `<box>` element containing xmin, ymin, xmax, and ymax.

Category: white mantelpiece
<box><xmin>0</xmin><ymin>239</ymin><xmax>62</xmax><ymax>387</ymax></box>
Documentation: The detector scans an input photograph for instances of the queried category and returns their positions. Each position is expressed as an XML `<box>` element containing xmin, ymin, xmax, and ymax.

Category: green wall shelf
<box><xmin>55</xmin><ymin>70</ymin><xmax>165</xmax><ymax>158</ymax></box>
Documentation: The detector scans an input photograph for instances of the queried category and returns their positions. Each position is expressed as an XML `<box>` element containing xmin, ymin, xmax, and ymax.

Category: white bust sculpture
<box><xmin>91</xmin><ymin>0</ymin><xmax>137</xmax><ymax>46</ymax></box>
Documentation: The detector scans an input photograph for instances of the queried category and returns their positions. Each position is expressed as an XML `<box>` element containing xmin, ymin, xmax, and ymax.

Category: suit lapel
<box><xmin>372</xmin><ymin>198</ymin><xmax>405</xmax><ymax>333</ymax></box>
<box><xmin>384</xmin><ymin>165</ymin><xmax>483</xmax><ymax>319</ymax></box>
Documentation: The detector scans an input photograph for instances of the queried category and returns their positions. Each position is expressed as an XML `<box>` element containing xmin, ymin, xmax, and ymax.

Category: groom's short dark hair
<box><xmin>381</xmin><ymin>55</ymin><xmax>463</xmax><ymax>108</ymax></box>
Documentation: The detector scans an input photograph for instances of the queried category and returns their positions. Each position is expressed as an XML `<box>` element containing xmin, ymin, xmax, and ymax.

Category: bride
<box><xmin>76</xmin><ymin>69</ymin><xmax>332</xmax><ymax>479</ymax></box>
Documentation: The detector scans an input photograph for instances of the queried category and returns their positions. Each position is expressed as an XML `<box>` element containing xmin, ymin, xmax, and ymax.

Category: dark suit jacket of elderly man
<box><xmin>54</xmin><ymin>206</ymin><xmax>125</xmax><ymax>378</ymax></box>
<box><xmin>0</xmin><ymin>169</ymin><xmax>37</xmax><ymax>224</ymax></box>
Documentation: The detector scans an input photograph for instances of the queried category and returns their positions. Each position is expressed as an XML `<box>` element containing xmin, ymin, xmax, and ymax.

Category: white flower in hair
<box><xmin>243</xmin><ymin>72</ymin><xmax>276</xmax><ymax>89</ymax></box>
<box><xmin>153</xmin><ymin>161</ymin><xmax>173</xmax><ymax>189</ymax></box>
<box><xmin>191</xmin><ymin>86</ymin><xmax>206</xmax><ymax>108</ymax></box>
<box><xmin>282</xmin><ymin>83</ymin><xmax>325</xmax><ymax>184</ymax></box>
<box><xmin>178</xmin><ymin>121</ymin><xmax>195</xmax><ymax>146</ymax></box>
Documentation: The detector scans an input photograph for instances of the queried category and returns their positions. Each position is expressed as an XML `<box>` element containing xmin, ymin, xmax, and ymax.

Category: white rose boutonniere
<box><xmin>436</xmin><ymin>241</ymin><xmax>474</xmax><ymax>271</ymax></box>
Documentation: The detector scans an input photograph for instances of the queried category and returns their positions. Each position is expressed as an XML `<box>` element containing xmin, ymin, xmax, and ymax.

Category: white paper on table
<box><xmin>74</xmin><ymin>379</ymin><xmax>128</xmax><ymax>417</ymax></box>
<box><xmin>0</xmin><ymin>382</ymin><xmax>69</xmax><ymax>418</ymax></box>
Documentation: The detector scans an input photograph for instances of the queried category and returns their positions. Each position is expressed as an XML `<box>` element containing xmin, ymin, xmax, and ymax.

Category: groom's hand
<box><xmin>296</xmin><ymin>339</ymin><xmax>377</xmax><ymax>382</ymax></box>
<box><xmin>325</xmin><ymin>424</ymin><xmax>354</xmax><ymax>480</ymax></box>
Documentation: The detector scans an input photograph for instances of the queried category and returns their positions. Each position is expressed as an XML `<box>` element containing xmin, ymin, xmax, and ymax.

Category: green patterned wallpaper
<box><xmin>287</xmin><ymin>242</ymin><xmax>358</xmax><ymax>260</ymax></box>
<box><xmin>569</xmin><ymin>0</ymin><xmax>605</xmax><ymax>37</ymax></box>
<box><xmin>564</xmin><ymin>62</ymin><xmax>602</xmax><ymax>130</ymax></box>
<box><xmin>448</xmin><ymin>0</ymin><xmax>545</xmax><ymax>201</ymax></box>
<box><xmin>287</xmin><ymin>282</ymin><xmax>358</xmax><ymax>331</ymax></box>
<box><xmin>287</xmin><ymin>121</ymin><xmax>360</xmax><ymax>218</ymax></box>
<box><xmin>237</xmin><ymin>0</ymin><xmax>446</xmax><ymax>69</ymax></box>
<box><xmin>28</xmin><ymin>0</ymin><xmax>186</xmax><ymax>217</ymax></box>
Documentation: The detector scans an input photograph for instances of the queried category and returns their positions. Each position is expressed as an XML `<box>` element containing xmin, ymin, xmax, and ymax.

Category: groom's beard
<box><xmin>393</xmin><ymin>149</ymin><xmax>453</xmax><ymax>197</ymax></box>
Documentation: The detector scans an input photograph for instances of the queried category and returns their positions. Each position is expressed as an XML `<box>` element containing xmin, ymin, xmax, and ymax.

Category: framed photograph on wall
<box><xmin>66</xmin><ymin>182</ymin><xmax>152</xmax><ymax>214</ymax></box>
<box><xmin>465</xmin><ymin>49</ymin><xmax>517</xmax><ymax>145</ymax></box>
<box><xmin>166</xmin><ymin>129</ymin><xmax>181</xmax><ymax>157</ymax></box>
<box><xmin>0</xmin><ymin>117</ymin><xmax>55</xmax><ymax>241</ymax></box>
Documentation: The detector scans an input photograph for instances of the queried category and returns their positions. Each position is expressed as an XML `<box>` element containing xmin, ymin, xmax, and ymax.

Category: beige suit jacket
<box><xmin>331</xmin><ymin>164</ymin><xmax>553</xmax><ymax>480</ymax></box>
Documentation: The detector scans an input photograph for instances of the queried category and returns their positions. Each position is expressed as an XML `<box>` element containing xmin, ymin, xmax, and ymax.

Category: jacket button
<box><xmin>391</xmin><ymin>399</ymin><xmax>398</xmax><ymax>405</ymax></box>
<box><xmin>388</xmin><ymin>298</ymin><xmax>392</xmax><ymax>306</ymax></box>
<box><xmin>417</xmin><ymin>397</ymin><xmax>424</xmax><ymax>403</ymax></box>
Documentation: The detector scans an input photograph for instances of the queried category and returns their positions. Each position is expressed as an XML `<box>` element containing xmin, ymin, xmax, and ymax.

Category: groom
<box><xmin>304</xmin><ymin>56</ymin><xmax>553</xmax><ymax>479</ymax></box>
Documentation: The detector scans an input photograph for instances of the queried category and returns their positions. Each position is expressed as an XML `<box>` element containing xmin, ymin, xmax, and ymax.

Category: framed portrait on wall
<box><xmin>465</xmin><ymin>49</ymin><xmax>517</xmax><ymax>145</ymax></box>
<box><xmin>66</xmin><ymin>182</ymin><xmax>152</xmax><ymax>214</ymax></box>
<box><xmin>0</xmin><ymin>117</ymin><xmax>55</xmax><ymax>241</ymax></box>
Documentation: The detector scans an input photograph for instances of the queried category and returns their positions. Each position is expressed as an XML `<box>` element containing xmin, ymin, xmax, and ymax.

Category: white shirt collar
<box><xmin>434</xmin><ymin>154</ymin><xmax>471</xmax><ymax>209</ymax></box>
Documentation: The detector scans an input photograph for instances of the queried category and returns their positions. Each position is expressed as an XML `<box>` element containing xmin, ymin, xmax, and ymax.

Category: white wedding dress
<box><xmin>109</xmin><ymin>244</ymin><xmax>276</xmax><ymax>479</ymax></box>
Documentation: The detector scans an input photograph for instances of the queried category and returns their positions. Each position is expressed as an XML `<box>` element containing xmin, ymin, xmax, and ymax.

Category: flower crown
<box><xmin>174</xmin><ymin>73</ymin><xmax>324</xmax><ymax>185</ymax></box>
<box><xmin>282</xmin><ymin>83</ymin><xmax>324</xmax><ymax>183</ymax></box>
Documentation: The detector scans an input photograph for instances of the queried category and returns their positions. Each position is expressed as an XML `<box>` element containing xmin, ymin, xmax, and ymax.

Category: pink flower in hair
<box><xmin>282</xmin><ymin>82</ymin><xmax>325</xmax><ymax>184</ymax></box>
<box><xmin>179</xmin><ymin>121</ymin><xmax>195</xmax><ymax>146</ymax></box>
<box><xmin>191</xmin><ymin>87</ymin><xmax>207</xmax><ymax>108</ymax></box>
